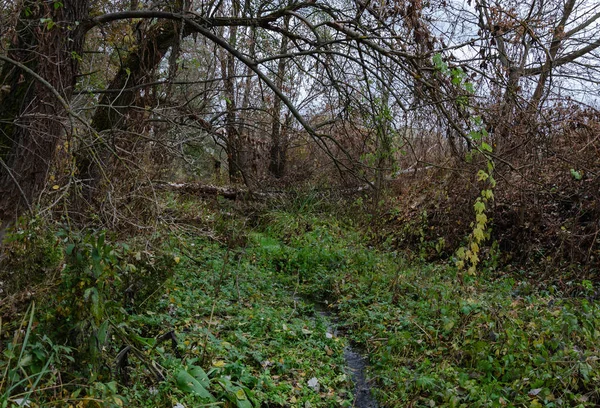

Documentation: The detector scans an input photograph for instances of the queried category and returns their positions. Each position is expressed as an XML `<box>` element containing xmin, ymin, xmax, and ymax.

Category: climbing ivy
<box><xmin>433</xmin><ymin>53</ymin><xmax>496</xmax><ymax>274</ymax></box>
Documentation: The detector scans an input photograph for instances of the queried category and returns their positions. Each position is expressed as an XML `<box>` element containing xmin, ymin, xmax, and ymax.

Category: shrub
<box><xmin>0</xmin><ymin>216</ymin><xmax>63</xmax><ymax>295</ymax></box>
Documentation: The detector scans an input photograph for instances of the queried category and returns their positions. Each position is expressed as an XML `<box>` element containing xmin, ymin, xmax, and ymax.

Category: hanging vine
<box><xmin>433</xmin><ymin>53</ymin><xmax>496</xmax><ymax>275</ymax></box>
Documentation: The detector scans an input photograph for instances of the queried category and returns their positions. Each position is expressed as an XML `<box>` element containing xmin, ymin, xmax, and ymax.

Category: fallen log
<box><xmin>152</xmin><ymin>182</ymin><xmax>275</xmax><ymax>200</ymax></box>
<box><xmin>151</xmin><ymin>181</ymin><xmax>373</xmax><ymax>200</ymax></box>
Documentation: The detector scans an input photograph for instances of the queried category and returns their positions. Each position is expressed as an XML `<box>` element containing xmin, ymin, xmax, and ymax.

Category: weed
<box><xmin>0</xmin><ymin>302</ymin><xmax>74</xmax><ymax>408</ymax></box>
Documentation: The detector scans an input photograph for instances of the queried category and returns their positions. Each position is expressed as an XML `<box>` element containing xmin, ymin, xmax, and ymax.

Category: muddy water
<box><xmin>308</xmin><ymin>299</ymin><xmax>379</xmax><ymax>408</ymax></box>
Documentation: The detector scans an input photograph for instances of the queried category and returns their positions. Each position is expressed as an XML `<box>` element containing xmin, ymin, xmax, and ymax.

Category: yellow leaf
<box><xmin>476</xmin><ymin>213</ymin><xmax>487</xmax><ymax>225</ymax></box>
<box><xmin>174</xmin><ymin>256</ymin><xmax>181</xmax><ymax>264</ymax></box>
<box><xmin>473</xmin><ymin>227</ymin><xmax>485</xmax><ymax>242</ymax></box>
<box><xmin>474</xmin><ymin>200</ymin><xmax>486</xmax><ymax>213</ymax></box>
<box><xmin>52</xmin><ymin>185</ymin><xmax>60</xmax><ymax>190</ymax></box>
<box><xmin>213</xmin><ymin>360</ymin><xmax>226</xmax><ymax>367</ymax></box>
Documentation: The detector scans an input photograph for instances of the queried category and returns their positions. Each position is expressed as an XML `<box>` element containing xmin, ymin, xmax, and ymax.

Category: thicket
<box><xmin>380</xmin><ymin>105</ymin><xmax>600</xmax><ymax>281</ymax></box>
<box><xmin>0</xmin><ymin>214</ymin><xmax>179</xmax><ymax>407</ymax></box>
<box><xmin>1</xmin><ymin>0</ymin><xmax>600</xmax><ymax>406</ymax></box>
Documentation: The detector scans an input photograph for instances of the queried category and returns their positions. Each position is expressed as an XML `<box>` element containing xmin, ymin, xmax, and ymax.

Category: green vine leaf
<box><xmin>477</xmin><ymin>170</ymin><xmax>489</xmax><ymax>182</ymax></box>
<box><xmin>469</xmin><ymin>130</ymin><xmax>482</xmax><ymax>141</ymax></box>
<box><xmin>474</xmin><ymin>200</ymin><xmax>486</xmax><ymax>213</ymax></box>
<box><xmin>482</xmin><ymin>190</ymin><xmax>494</xmax><ymax>200</ymax></box>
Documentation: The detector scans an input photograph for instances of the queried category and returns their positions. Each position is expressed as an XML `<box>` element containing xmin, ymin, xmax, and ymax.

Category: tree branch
<box><xmin>523</xmin><ymin>37</ymin><xmax>600</xmax><ymax>76</ymax></box>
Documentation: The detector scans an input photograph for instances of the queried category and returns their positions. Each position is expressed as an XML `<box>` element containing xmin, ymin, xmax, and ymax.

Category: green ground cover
<box><xmin>2</xmin><ymin>203</ymin><xmax>599</xmax><ymax>407</ymax></box>
<box><xmin>256</xmin><ymin>211</ymin><xmax>600</xmax><ymax>407</ymax></box>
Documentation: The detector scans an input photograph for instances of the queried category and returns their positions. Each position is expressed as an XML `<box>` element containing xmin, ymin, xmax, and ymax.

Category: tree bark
<box><xmin>0</xmin><ymin>0</ymin><xmax>89</xmax><ymax>226</ymax></box>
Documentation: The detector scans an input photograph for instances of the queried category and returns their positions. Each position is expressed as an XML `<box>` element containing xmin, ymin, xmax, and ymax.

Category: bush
<box><xmin>0</xmin><ymin>216</ymin><xmax>63</xmax><ymax>295</ymax></box>
<box><xmin>44</xmin><ymin>230</ymin><xmax>177</xmax><ymax>377</ymax></box>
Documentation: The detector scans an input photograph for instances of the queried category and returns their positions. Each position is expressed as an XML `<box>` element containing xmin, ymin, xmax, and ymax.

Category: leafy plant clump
<box><xmin>1</xmin><ymin>224</ymin><xmax>178</xmax><ymax>406</ymax></box>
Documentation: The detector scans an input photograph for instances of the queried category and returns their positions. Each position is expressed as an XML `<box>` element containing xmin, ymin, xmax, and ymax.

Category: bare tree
<box><xmin>3</xmin><ymin>0</ymin><xmax>597</xmax><ymax>230</ymax></box>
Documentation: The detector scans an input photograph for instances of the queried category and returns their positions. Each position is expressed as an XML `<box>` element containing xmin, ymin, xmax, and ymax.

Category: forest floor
<box><xmin>1</xmin><ymin>194</ymin><xmax>600</xmax><ymax>407</ymax></box>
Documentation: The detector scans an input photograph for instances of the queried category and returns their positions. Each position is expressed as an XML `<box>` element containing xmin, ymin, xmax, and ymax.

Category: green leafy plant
<box><xmin>570</xmin><ymin>168</ymin><xmax>583</xmax><ymax>180</ymax></box>
<box><xmin>48</xmin><ymin>230</ymin><xmax>176</xmax><ymax>377</ymax></box>
<box><xmin>1</xmin><ymin>303</ymin><xmax>73</xmax><ymax>408</ymax></box>
<box><xmin>39</xmin><ymin>17</ymin><xmax>56</xmax><ymax>30</ymax></box>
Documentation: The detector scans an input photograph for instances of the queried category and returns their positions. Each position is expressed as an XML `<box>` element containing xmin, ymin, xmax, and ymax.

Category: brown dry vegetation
<box><xmin>378</xmin><ymin>106</ymin><xmax>600</xmax><ymax>281</ymax></box>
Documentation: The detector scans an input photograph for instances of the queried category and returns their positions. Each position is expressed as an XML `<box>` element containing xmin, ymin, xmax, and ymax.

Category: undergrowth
<box><xmin>1</xmin><ymin>197</ymin><xmax>599</xmax><ymax>407</ymax></box>
<box><xmin>257</xmin><ymin>209</ymin><xmax>600</xmax><ymax>407</ymax></box>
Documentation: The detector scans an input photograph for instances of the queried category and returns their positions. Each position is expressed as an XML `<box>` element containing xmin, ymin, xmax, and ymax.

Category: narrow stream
<box><xmin>303</xmin><ymin>298</ymin><xmax>379</xmax><ymax>408</ymax></box>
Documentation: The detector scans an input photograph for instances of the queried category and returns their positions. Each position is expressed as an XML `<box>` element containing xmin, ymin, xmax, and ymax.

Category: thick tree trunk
<box><xmin>78</xmin><ymin>18</ymin><xmax>181</xmax><ymax>203</ymax></box>
<box><xmin>0</xmin><ymin>0</ymin><xmax>88</xmax><ymax>226</ymax></box>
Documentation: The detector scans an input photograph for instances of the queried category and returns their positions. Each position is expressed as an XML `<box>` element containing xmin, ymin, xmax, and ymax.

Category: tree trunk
<box><xmin>530</xmin><ymin>0</ymin><xmax>576</xmax><ymax>111</ymax></box>
<box><xmin>0</xmin><ymin>0</ymin><xmax>88</xmax><ymax>226</ymax></box>
<box><xmin>220</xmin><ymin>23</ymin><xmax>244</xmax><ymax>183</ymax></box>
<box><xmin>78</xmin><ymin>18</ymin><xmax>182</xmax><ymax>204</ymax></box>
<box><xmin>268</xmin><ymin>16</ymin><xmax>290</xmax><ymax>179</ymax></box>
